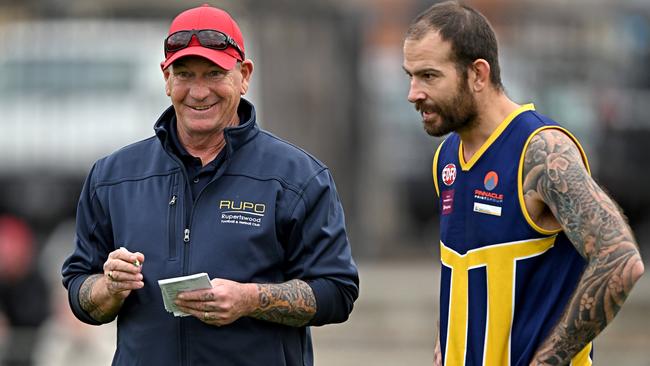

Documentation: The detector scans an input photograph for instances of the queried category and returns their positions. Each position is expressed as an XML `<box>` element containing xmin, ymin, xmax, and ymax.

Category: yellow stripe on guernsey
<box><xmin>517</xmin><ymin>126</ymin><xmax>591</xmax><ymax>235</ymax></box>
<box><xmin>441</xmin><ymin>236</ymin><xmax>592</xmax><ymax>366</ymax></box>
<box><xmin>432</xmin><ymin>138</ymin><xmax>447</xmax><ymax>197</ymax></box>
<box><xmin>441</xmin><ymin>236</ymin><xmax>555</xmax><ymax>366</ymax></box>
<box><xmin>570</xmin><ymin>342</ymin><xmax>593</xmax><ymax>366</ymax></box>
<box><xmin>458</xmin><ymin>104</ymin><xmax>535</xmax><ymax>171</ymax></box>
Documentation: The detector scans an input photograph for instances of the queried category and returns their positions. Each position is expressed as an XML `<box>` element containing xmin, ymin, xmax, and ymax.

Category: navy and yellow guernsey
<box><xmin>432</xmin><ymin>104</ymin><xmax>594</xmax><ymax>366</ymax></box>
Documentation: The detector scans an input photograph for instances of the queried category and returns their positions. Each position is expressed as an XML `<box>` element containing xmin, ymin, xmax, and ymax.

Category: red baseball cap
<box><xmin>161</xmin><ymin>4</ymin><xmax>245</xmax><ymax>71</ymax></box>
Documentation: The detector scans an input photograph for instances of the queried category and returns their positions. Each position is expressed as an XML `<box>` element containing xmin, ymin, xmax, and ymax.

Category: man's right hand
<box><xmin>434</xmin><ymin>335</ymin><xmax>442</xmax><ymax>366</ymax></box>
<box><xmin>79</xmin><ymin>247</ymin><xmax>145</xmax><ymax>322</ymax></box>
<box><xmin>434</xmin><ymin>321</ymin><xmax>442</xmax><ymax>366</ymax></box>
<box><xmin>102</xmin><ymin>247</ymin><xmax>145</xmax><ymax>299</ymax></box>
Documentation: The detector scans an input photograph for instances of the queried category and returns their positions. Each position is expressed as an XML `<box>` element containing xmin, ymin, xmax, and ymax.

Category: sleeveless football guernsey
<box><xmin>432</xmin><ymin>104</ymin><xmax>593</xmax><ymax>365</ymax></box>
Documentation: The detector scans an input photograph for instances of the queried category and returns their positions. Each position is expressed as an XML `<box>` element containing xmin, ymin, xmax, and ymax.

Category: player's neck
<box><xmin>458</xmin><ymin>93</ymin><xmax>520</xmax><ymax>161</ymax></box>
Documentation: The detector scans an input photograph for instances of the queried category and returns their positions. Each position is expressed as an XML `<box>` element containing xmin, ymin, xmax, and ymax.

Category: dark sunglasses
<box><xmin>164</xmin><ymin>29</ymin><xmax>245</xmax><ymax>61</ymax></box>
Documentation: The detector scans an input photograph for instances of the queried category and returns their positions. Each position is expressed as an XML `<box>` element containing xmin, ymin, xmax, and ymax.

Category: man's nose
<box><xmin>407</xmin><ymin>79</ymin><xmax>425</xmax><ymax>104</ymax></box>
<box><xmin>189</xmin><ymin>81</ymin><xmax>210</xmax><ymax>101</ymax></box>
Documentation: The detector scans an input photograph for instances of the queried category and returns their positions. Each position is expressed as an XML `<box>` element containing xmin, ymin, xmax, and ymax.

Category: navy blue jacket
<box><xmin>62</xmin><ymin>99</ymin><xmax>359</xmax><ymax>366</ymax></box>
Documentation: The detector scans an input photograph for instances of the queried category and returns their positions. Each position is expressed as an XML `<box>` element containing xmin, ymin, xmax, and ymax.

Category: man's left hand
<box><xmin>174</xmin><ymin>278</ymin><xmax>258</xmax><ymax>326</ymax></box>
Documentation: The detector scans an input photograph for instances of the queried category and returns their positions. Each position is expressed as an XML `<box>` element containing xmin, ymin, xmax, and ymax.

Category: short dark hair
<box><xmin>406</xmin><ymin>1</ymin><xmax>503</xmax><ymax>90</ymax></box>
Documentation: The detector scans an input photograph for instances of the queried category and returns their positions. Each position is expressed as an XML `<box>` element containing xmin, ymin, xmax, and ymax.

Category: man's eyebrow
<box><xmin>403</xmin><ymin>66</ymin><xmax>442</xmax><ymax>76</ymax></box>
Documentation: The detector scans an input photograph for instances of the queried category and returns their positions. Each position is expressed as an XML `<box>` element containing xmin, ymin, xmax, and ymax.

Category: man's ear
<box><xmin>468</xmin><ymin>59</ymin><xmax>490</xmax><ymax>92</ymax></box>
<box><xmin>163</xmin><ymin>68</ymin><xmax>172</xmax><ymax>97</ymax></box>
<box><xmin>239</xmin><ymin>60</ymin><xmax>254</xmax><ymax>95</ymax></box>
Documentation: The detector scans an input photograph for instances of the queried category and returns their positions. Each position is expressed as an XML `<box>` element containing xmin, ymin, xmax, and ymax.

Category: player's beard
<box><xmin>416</xmin><ymin>74</ymin><xmax>478</xmax><ymax>137</ymax></box>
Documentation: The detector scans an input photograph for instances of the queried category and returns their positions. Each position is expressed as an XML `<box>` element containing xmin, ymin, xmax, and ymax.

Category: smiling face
<box><xmin>403</xmin><ymin>31</ymin><xmax>478</xmax><ymax>137</ymax></box>
<box><xmin>164</xmin><ymin>56</ymin><xmax>252</xmax><ymax>139</ymax></box>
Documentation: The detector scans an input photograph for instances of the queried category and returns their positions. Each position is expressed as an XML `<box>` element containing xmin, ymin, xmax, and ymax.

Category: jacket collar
<box><xmin>154</xmin><ymin>98</ymin><xmax>259</xmax><ymax>156</ymax></box>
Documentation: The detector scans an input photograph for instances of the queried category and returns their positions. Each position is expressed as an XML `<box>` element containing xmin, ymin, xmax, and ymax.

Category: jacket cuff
<box><xmin>306</xmin><ymin>278</ymin><xmax>343</xmax><ymax>326</ymax></box>
<box><xmin>67</xmin><ymin>274</ymin><xmax>104</xmax><ymax>325</ymax></box>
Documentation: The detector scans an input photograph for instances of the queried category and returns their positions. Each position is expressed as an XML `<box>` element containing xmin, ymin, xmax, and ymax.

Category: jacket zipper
<box><xmin>167</xmin><ymin>173</ymin><xmax>179</xmax><ymax>260</ymax></box>
<box><xmin>168</xmin><ymin>194</ymin><xmax>178</xmax><ymax>259</ymax></box>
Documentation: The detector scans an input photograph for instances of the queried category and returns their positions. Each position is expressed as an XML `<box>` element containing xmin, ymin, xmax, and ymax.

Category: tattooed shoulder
<box><xmin>521</xmin><ymin>129</ymin><xmax>586</xmax><ymax>231</ymax></box>
<box><xmin>523</xmin><ymin>129</ymin><xmax>588</xmax><ymax>203</ymax></box>
<box><xmin>523</xmin><ymin>129</ymin><xmax>586</xmax><ymax>186</ymax></box>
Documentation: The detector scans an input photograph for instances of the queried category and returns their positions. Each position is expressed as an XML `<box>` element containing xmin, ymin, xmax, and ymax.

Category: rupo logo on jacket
<box><xmin>219</xmin><ymin>199</ymin><xmax>266</xmax><ymax>227</ymax></box>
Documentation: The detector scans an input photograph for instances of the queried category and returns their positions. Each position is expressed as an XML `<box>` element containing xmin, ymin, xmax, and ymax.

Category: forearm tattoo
<box><xmin>250</xmin><ymin>279</ymin><xmax>317</xmax><ymax>327</ymax></box>
<box><xmin>79</xmin><ymin>274</ymin><xmax>117</xmax><ymax>323</ymax></box>
<box><xmin>523</xmin><ymin>130</ymin><xmax>643</xmax><ymax>364</ymax></box>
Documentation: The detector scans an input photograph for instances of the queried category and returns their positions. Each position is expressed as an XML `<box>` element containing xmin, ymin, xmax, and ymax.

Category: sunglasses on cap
<box><xmin>164</xmin><ymin>29</ymin><xmax>245</xmax><ymax>61</ymax></box>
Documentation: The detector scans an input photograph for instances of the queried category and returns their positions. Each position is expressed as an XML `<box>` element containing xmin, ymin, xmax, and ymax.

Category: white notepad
<box><xmin>157</xmin><ymin>272</ymin><xmax>212</xmax><ymax>317</ymax></box>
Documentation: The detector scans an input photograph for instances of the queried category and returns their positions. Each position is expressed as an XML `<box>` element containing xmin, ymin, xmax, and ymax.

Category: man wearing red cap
<box><xmin>62</xmin><ymin>5</ymin><xmax>359</xmax><ymax>365</ymax></box>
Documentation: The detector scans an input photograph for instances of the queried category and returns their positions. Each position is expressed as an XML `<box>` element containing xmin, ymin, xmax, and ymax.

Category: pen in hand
<box><xmin>120</xmin><ymin>246</ymin><xmax>142</xmax><ymax>267</ymax></box>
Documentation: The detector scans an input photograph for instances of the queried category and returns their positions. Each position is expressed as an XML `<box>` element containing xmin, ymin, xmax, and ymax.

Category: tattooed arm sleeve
<box><xmin>78</xmin><ymin>274</ymin><xmax>127</xmax><ymax>323</ymax></box>
<box><xmin>249</xmin><ymin>279</ymin><xmax>317</xmax><ymax>327</ymax></box>
<box><xmin>524</xmin><ymin>129</ymin><xmax>644</xmax><ymax>365</ymax></box>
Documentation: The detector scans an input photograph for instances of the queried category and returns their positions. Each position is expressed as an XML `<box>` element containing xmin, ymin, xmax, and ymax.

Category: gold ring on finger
<box><xmin>107</xmin><ymin>271</ymin><xmax>114</xmax><ymax>280</ymax></box>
